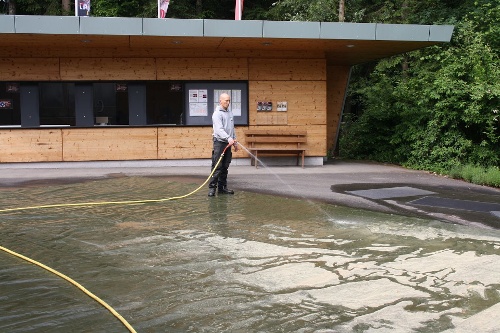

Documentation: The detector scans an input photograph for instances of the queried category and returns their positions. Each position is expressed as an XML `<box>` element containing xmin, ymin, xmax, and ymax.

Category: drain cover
<box><xmin>346</xmin><ymin>186</ymin><xmax>435</xmax><ymax>199</ymax></box>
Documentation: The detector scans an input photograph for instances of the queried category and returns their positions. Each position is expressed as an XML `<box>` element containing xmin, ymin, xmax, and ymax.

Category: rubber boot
<box><xmin>208</xmin><ymin>187</ymin><xmax>217</xmax><ymax>197</ymax></box>
<box><xmin>218</xmin><ymin>186</ymin><xmax>234</xmax><ymax>195</ymax></box>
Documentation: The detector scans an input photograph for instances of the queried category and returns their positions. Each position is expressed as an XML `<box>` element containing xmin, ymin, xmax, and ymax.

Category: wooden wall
<box><xmin>0</xmin><ymin>54</ymin><xmax>348</xmax><ymax>163</ymax></box>
<box><xmin>0</xmin><ymin>127</ymin><xmax>249</xmax><ymax>162</ymax></box>
<box><xmin>62</xmin><ymin>128</ymin><xmax>158</xmax><ymax>161</ymax></box>
<box><xmin>0</xmin><ymin>129</ymin><xmax>62</xmax><ymax>162</ymax></box>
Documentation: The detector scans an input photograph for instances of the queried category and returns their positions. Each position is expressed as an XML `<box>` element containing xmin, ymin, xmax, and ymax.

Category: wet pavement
<box><xmin>0</xmin><ymin>160</ymin><xmax>499</xmax><ymax>332</ymax></box>
<box><xmin>1</xmin><ymin>160</ymin><xmax>498</xmax><ymax>229</ymax></box>
<box><xmin>229</xmin><ymin>161</ymin><xmax>500</xmax><ymax>230</ymax></box>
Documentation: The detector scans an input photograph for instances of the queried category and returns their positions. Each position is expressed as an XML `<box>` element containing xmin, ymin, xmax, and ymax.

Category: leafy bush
<box><xmin>340</xmin><ymin>9</ymin><xmax>500</xmax><ymax>179</ymax></box>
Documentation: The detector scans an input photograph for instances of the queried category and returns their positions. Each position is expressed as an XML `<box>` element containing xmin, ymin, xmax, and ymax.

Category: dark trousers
<box><xmin>209</xmin><ymin>140</ymin><xmax>232</xmax><ymax>189</ymax></box>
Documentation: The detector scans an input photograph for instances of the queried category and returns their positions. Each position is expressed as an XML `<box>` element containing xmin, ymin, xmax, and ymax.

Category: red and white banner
<box><xmin>158</xmin><ymin>0</ymin><xmax>170</xmax><ymax>18</ymax></box>
<box><xmin>75</xmin><ymin>0</ymin><xmax>90</xmax><ymax>16</ymax></box>
<box><xmin>235</xmin><ymin>0</ymin><xmax>244</xmax><ymax>20</ymax></box>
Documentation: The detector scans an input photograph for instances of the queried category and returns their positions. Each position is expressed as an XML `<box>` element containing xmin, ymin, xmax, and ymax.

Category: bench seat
<box><xmin>244</xmin><ymin>130</ymin><xmax>307</xmax><ymax>168</ymax></box>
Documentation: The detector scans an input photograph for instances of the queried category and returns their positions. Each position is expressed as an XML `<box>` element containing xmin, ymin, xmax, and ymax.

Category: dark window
<box><xmin>146</xmin><ymin>82</ymin><xmax>183</xmax><ymax>125</ymax></box>
<box><xmin>93</xmin><ymin>83</ymin><xmax>128</xmax><ymax>125</ymax></box>
<box><xmin>1</xmin><ymin>81</ymin><xmax>248</xmax><ymax>127</ymax></box>
<box><xmin>39</xmin><ymin>82</ymin><xmax>75</xmax><ymax>126</ymax></box>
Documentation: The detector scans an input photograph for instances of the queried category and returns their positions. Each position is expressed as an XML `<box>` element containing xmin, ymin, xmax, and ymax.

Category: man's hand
<box><xmin>228</xmin><ymin>138</ymin><xmax>239</xmax><ymax>151</ymax></box>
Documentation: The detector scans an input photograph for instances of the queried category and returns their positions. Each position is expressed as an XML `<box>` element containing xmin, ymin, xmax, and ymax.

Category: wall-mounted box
<box><xmin>277</xmin><ymin>101</ymin><xmax>288</xmax><ymax>111</ymax></box>
<box><xmin>266</xmin><ymin>101</ymin><xmax>272</xmax><ymax>111</ymax></box>
<box><xmin>257</xmin><ymin>101</ymin><xmax>272</xmax><ymax>111</ymax></box>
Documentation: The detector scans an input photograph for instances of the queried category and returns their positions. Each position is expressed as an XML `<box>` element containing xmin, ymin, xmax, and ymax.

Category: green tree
<box><xmin>340</xmin><ymin>2</ymin><xmax>500</xmax><ymax>171</ymax></box>
<box><xmin>91</xmin><ymin>0</ymin><xmax>275</xmax><ymax>19</ymax></box>
<box><xmin>267</xmin><ymin>0</ymin><xmax>359</xmax><ymax>22</ymax></box>
<box><xmin>2</xmin><ymin>0</ymin><xmax>73</xmax><ymax>15</ymax></box>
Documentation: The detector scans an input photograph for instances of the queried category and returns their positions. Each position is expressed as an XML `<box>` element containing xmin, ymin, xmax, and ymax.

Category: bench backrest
<box><xmin>244</xmin><ymin>130</ymin><xmax>307</xmax><ymax>147</ymax></box>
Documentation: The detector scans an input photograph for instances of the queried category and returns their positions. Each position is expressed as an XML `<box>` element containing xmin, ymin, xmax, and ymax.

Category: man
<box><xmin>208</xmin><ymin>93</ymin><xmax>239</xmax><ymax>197</ymax></box>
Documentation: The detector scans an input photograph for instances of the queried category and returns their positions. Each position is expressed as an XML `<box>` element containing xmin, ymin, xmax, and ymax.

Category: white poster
<box><xmin>189</xmin><ymin>90</ymin><xmax>199</xmax><ymax>103</ymax></box>
<box><xmin>231</xmin><ymin>90</ymin><xmax>242</xmax><ymax>116</ymax></box>
<box><xmin>189</xmin><ymin>103</ymin><xmax>208</xmax><ymax>117</ymax></box>
<box><xmin>214</xmin><ymin>89</ymin><xmax>235</xmax><ymax>114</ymax></box>
<box><xmin>189</xmin><ymin>89</ymin><xmax>208</xmax><ymax>116</ymax></box>
<box><xmin>198</xmin><ymin>89</ymin><xmax>208</xmax><ymax>103</ymax></box>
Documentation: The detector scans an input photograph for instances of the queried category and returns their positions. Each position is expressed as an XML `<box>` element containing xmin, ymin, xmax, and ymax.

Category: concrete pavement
<box><xmin>0</xmin><ymin>160</ymin><xmax>499</xmax><ymax>229</ymax></box>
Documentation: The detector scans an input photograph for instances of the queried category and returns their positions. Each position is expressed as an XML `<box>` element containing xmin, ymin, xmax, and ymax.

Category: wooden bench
<box><xmin>244</xmin><ymin>130</ymin><xmax>307</xmax><ymax>168</ymax></box>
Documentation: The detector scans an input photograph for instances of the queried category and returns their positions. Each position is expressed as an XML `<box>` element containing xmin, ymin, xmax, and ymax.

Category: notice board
<box><xmin>184</xmin><ymin>82</ymin><xmax>248</xmax><ymax>126</ymax></box>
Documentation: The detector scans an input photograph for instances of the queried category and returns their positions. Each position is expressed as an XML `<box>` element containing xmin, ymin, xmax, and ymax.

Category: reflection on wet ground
<box><xmin>1</xmin><ymin>177</ymin><xmax>499</xmax><ymax>332</ymax></box>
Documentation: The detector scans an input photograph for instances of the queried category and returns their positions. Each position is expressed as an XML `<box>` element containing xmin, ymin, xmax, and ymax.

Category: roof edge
<box><xmin>0</xmin><ymin>15</ymin><xmax>454</xmax><ymax>42</ymax></box>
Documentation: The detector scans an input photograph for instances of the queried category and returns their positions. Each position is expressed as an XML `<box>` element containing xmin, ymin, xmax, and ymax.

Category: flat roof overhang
<box><xmin>0</xmin><ymin>16</ymin><xmax>454</xmax><ymax>66</ymax></box>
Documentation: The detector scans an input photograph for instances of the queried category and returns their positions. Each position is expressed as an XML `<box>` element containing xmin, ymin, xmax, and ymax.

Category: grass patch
<box><xmin>446</xmin><ymin>164</ymin><xmax>500</xmax><ymax>188</ymax></box>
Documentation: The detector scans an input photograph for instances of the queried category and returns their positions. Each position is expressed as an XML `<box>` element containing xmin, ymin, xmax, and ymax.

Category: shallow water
<box><xmin>0</xmin><ymin>177</ymin><xmax>499</xmax><ymax>333</ymax></box>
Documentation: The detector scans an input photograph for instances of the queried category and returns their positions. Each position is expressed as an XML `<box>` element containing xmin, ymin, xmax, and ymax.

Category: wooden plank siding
<box><xmin>60</xmin><ymin>58</ymin><xmax>157</xmax><ymax>81</ymax></box>
<box><xmin>249</xmin><ymin>59</ymin><xmax>326</xmax><ymax>81</ymax></box>
<box><xmin>61</xmin><ymin>128</ymin><xmax>158</xmax><ymax>161</ymax></box>
<box><xmin>158</xmin><ymin>127</ymin><xmax>213</xmax><ymax>160</ymax></box>
<box><xmin>0</xmin><ymin>129</ymin><xmax>63</xmax><ymax>162</ymax></box>
<box><xmin>0</xmin><ymin>58</ymin><xmax>61</xmax><ymax>80</ymax></box>
<box><xmin>249</xmin><ymin>81</ymin><xmax>327</xmax><ymax>126</ymax></box>
<box><xmin>158</xmin><ymin>127</ymin><xmax>249</xmax><ymax>160</ymax></box>
<box><xmin>246</xmin><ymin>58</ymin><xmax>328</xmax><ymax>157</ymax></box>
<box><xmin>157</xmin><ymin>58</ymin><xmax>248</xmax><ymax>80</ymax></box>
<box><xmin>0</xmin><ymin>46</ymin><xmax>326</xmax><ymax>60</ymax></box>
<box><xmin>0</xmin><ymin>53</ymin><xmax>341</xmax><ymax>163</ymax></box>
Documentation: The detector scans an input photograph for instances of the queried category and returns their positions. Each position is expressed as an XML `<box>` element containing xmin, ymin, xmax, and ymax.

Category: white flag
<box><xmin>235</xmin><ymin>0</ymin><xmax>244</xmax><ymax>20</ymax></box>
<box><xmin>158</xmin><ymin>0</ymin><xmax>170</xmax><ymax>18</ymax></box>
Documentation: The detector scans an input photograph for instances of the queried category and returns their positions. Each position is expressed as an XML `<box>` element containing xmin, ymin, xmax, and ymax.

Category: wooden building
<box><xmin>0</xmin><ymin>16</ymin><xmax>453</xmax><ymax>165</ymax></box>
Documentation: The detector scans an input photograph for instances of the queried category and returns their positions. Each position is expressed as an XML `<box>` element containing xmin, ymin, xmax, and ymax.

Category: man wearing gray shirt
<box><xmin>208</xmin><ymin>93</ymin><xmax>239</xmax><ymax>197</ymax></box>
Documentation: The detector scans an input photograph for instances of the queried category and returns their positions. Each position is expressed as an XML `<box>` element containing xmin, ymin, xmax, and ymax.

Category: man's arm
<box><xmin>212</xmin><ymin>111</ymin><xmax>233</xmax><ymax>142</ymax></box>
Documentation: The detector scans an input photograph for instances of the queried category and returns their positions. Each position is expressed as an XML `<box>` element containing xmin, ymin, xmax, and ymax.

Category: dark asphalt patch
<box><xmin>409</xmin><ymin>196</ymin><xmax>500</xmax><ymax>213</ymax></box>
<box><xmin>346</xmin><ymin>186</ymin><xmax>435</xmax><ymax>199</ymax></box>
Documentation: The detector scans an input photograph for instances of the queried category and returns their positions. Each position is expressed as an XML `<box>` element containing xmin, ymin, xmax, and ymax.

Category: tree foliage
<box><xmin>339</xmin><ymin>1</ymin><xmax>499</xmax><ymax>171</ymax></box>
<box><xmin>1</xmin><ymin>0</ymin><xmax>276</xmax><ymax>19</ymax></box>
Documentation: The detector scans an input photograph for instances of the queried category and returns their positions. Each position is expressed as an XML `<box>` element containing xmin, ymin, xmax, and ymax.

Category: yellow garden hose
<box><xmin>0</xmin><ymin>144</ymin><xmax>231</xmax><ymax>214</ymax></box>
<box><xmin>0</xmin><ymin>245</ymin><xmax>137</xmax><ymax>333</ymax></box>
<box><xmin>0</xmin><ymin>144</ymin><xmax>231</xmax><ymax>333</ymax></box>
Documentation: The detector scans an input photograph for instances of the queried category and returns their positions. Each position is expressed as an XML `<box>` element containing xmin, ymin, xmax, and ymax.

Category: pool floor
<box><xmin>1</xmin><ymin>176</ymin><xmax>499</xmax><ymax>332</ymax></box>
